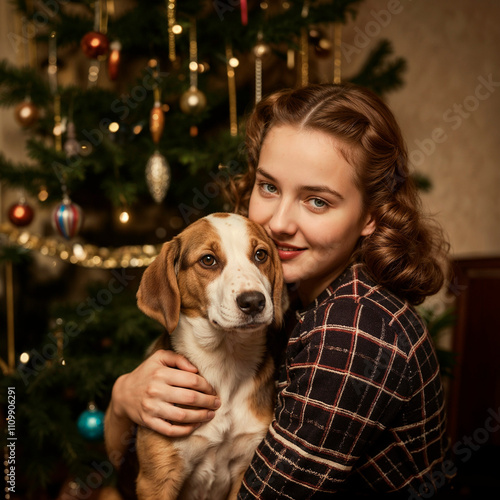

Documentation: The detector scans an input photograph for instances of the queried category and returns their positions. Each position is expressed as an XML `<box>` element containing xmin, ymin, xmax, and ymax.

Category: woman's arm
<box><xmin>104</xmin><ymin>349</ymin><xmax>221</xmax><ymax>468</ymax></box>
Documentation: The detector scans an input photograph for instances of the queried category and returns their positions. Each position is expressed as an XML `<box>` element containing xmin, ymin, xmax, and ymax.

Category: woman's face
<box><xmin>248</xmin><ymin>125</ymin><xmax>375</xmax><ymax>305</ymax></box>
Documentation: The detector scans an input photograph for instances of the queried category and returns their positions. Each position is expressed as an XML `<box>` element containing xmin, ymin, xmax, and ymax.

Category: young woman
<box><xmin>105</xmin><ymin>83</ymin><xmax>452</xmax><ymax>498</ymax></box>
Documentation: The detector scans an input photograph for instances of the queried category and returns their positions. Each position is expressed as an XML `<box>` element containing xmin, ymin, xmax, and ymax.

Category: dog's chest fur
<box><xmin>168</xmin><ymin>315</ymin><xmax>274</xmax><ymax>499</ymax></box>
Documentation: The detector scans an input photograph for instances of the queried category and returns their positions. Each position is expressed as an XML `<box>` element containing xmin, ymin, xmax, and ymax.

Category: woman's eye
<box><xmin>254</xmin><ymin>249</ymin><xmax>268</xmax><ymax>263</ymax></box>
<box><xmin>200</xmin><ymin>254</ymin><xmax>217</xmax><ymax>267</ymax></box>
<box><xmin>259</xmin><ymin>182</ymin><xmax>278</xmax><ymax>194</ymax></box>
<box><xmin>308</xmin><ymin>198</ymin><xmax>327</xmax><ymax>209</ymax></box>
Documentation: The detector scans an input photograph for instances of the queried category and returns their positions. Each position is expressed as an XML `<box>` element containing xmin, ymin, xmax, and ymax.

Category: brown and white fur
<box><xmin>134</xmin><ymin>213</ymin><xmax>288</xmax><ymax>500</ymax></box>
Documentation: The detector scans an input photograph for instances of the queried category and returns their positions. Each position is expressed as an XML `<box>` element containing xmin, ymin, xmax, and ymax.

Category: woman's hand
<box><xmin>109</xmin><ymin>349</ymin><xmax>221</xmax><ymax>438</ymax></box>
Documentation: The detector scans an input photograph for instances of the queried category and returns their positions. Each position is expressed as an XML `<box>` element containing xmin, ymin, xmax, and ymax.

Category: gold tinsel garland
<box><xmin>0</xmin><ymin>223</ymin><xmax>160</xmax><ymax>268</ymax></box>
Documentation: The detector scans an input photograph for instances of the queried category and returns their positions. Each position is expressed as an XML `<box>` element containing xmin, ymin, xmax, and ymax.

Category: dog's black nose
<box><xmin>237</xmin><ymin>291</ymin><xmax>266</xmax><ymax>315</ymax></box>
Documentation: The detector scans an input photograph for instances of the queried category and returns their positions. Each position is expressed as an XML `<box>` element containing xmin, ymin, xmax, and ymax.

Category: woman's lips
<box><xmin>274</xmin><ymin>242</ymin><xmax>306</xmax><ymax>261</ymax></box>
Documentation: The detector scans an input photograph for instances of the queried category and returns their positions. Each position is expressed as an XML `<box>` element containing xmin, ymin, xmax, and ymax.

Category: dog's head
<box><xmin>137</xmin><ymin>213</ymin><xmax>288</xmax><ymax>335</ymax></box>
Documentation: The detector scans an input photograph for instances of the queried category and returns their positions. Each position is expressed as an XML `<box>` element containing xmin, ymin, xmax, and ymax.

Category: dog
<box><xmin>134</xmin><ymin>213</ymin><xmax>288</xmax><ymax>500</ymax></box>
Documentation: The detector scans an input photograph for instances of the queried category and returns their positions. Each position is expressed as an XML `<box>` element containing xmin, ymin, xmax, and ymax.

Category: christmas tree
<box><xmin>0</xmin><ymin>1</ymin><xmax>407</xmax><ymax>498</ymax></box>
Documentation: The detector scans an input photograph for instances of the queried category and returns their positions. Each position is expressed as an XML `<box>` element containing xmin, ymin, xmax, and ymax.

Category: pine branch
<box><xmin>0</xmin><ymin>59</ymin><xmax>50</xmax><ymax>106</ymax></box>
<box><xmin>349</xmin><ymin>39</ymin><xmax>406</xmax><ymax>95</ymax></box>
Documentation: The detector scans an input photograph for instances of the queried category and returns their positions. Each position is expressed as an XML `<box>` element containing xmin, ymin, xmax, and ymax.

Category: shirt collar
<box><xmin>295</xmin><ymin>264</ymin><xmax>359</xmax><ymax>321</ymax></box>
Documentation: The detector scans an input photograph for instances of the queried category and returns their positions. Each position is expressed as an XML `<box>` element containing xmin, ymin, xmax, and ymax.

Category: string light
<box><xmin>119</xmin><ymin>210</ymin><xmax>130</xmax><ymax>224</ymax></box>
<box><xmin>108</xmin><ymin>121</ymin><xmax>119</xmax><ymax>133</ymax></box>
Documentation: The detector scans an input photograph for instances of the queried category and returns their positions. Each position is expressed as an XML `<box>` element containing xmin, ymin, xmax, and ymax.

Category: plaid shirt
<box><xmin>238</xmin><ymin>264</ymin><xmax>452</xmax><ymax>499</ymax></box>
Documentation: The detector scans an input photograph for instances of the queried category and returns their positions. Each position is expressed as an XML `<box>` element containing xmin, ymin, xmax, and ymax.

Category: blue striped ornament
<box><xmin>52</xmin><ymin>197</ymin><xmax>83</xmax><ymax>239</ymax></box>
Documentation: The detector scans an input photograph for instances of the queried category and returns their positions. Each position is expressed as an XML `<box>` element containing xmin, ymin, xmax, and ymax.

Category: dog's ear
<box><xmin>270</xmin><ymin>246</ymin><xmax>289</xmax><ymax>328</ymax></box>
<box><xmin>137</xmin><ymin>238</ymin><xmax>181</xmax><ymax>333</ymax></box>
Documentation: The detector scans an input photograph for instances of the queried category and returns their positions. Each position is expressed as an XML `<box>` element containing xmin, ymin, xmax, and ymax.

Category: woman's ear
<box><xmin>361</xmin><ymin>213</ymin><xmax>376</xmax><ymax>237</ymax></box>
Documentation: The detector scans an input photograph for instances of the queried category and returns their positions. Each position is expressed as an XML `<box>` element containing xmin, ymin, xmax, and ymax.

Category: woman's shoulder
<box><xmin>296</xmin><ymin>264</ymin><xmax>427</xmax><ymax>350</ymax></box>
<box><xmin>299</xmin><ymin>264</ymin><xmax>409</xmax><ymax>316</ymax></box>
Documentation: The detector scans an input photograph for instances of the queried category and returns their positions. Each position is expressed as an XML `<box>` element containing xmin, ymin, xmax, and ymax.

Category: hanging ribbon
<box><xmin>167</xmin><ymin>0</ymin><xmax>176</xmax><ymax>62</ymax></box>
<box><xmin>240</xmin><ymin>0</ymin><xmax>248</xmax><ymax>25</ymax></box>
<box><xmin>333</xmin><ymin>22</ymin><xmax>342</xmax><ymax>84</ymax></box>
<box><xmin>1</xmin><ymin>262</ymin><xmax>16</xmax><ymax>374</ymax></box>
<box><xmin>48</xmin><ymin>30</ymin><xmax>58</xmax><ymax>95</ymax></box>
<box><xmin>226</xmin><ymin>42</ymin><xmax>238</xmax><ymax>136</ymax></box>
<box><xmin>86</xmin><ymin>0</ymin><xmax>109</xmax><ymax>86</ymax></box>
<box><xmin>299</xmin><ymin>1</ymin><xmax>310</xmax><ymax>87</ymax></box>
<box><xmin>189</xmin><ymin>17</ymin><xmax>198</xmax><ymax>89</ymax></box>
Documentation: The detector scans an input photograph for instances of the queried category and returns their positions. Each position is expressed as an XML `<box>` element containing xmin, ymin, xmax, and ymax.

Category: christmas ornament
<box><xmin>107</xmin><ymin>40</ymin><xmax>122</xmax><ymax>80</ymax></box>
<box><xmin>77</xmin><ymin>402</ymin><xmax>104</xmax><ymax>441</ymax></box>
<box><xmin>315</xmin><ymin>38</ymin><xmax>332</xmax><ymax>58</ymax></box>
<box><xmin>8</xmin><ymin>200</ymin><xmax>34</xmax><ymax>227</ymax></box>
<box><xmin>14</xmin><ymin>99</ymin><xmax>39</xmax><ymax>128</ymax></box>
<box><xmin>80</xmin><ymin>31</ymin><xmax>109</xmax><ymax>59</ymax></box>
<box><xmin>52</xmin><ymin>196</ymin><xmax>84</xmax><ymax>239</ymax></box>
<box><xmin>180</xmin><ymin>18</ymin><xmax>207</xmax><ymax>114</ymax></box>
<box><xmin>145</xmin><ymin>151</ymin><xmax>171</xmax><ymax>203</ymax></box>
<box><xmin>38</xmin><ymin>186</ymin><xmax>49</xmax><ymax>202</ymax></box>
<box><xmin>119</xmin><ymin>209</ymin><xmax>130</xmax><ymax>224</ymax></box>
<box><xmin>63</xmin><ymin>121</ymin><xmax>80</xmax><ymax>158</ymax></box>
<box><xmin>253</xmin><ymin>32</ymin><xmax>270</xmax><ymax>104</ymax></box>
<box><xmin>180</xmin><ymin>86</ymin><xmax>207</xmax><ymax>114</ymax></box>
<box><xmin>150</xmin><ymin>102</ymin><xmax>165</xmax><ymax>144</ymax></box>
<box><xmin>146</xmin><ymin>61</ymin><xmax>171</xmax><ymax>203</ymax></box>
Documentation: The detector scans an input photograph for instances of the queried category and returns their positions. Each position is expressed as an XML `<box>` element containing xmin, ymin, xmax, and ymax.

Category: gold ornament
<box><xmin>180</xmin><ymin>17</ymin><xmax>207</xmax><ymax>115</ymax></box>
<box><xmin>150</xmin><ymin>102</ymin><xmax>165</xmax><ymax>144</ymax></box>
<box><xmin>253</xmin><ymin>32</ymin><xmax>270</xmax><ymax>104</ymax></box>
<box><xmin>180</xmin><ymin>86</ymin><xmax>207</xmax><ymax>114</ymax></box>
<box><xmin>145</xmin><ymin>151</ymin><xmax>171</xmax><ymax>203</ymax></box>
<box><xmin>108</xmin><ymin>40</ymin><xmax>122</xmax><ymax>80</ymax></box>
<box><xmin>14</xmin><ymin>99</ymin><xmax>39</xmax><ymax>127</ymax></box>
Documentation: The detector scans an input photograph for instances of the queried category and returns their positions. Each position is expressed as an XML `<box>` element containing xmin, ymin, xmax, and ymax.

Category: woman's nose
<box><xmin>268</xmin><ymin>200</ymin><xmax>297</xmax><ymax>236</ymax></box>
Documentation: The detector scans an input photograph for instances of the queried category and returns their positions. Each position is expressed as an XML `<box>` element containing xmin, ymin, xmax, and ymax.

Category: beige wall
<box><xmin>341</xmin><ymin>0</ymin><xmax>500</xmax><ymax>259</ymax></box>
<box><xmin>0</xmin><ymin>3</ymin><xmax>27</xmax><ymax>167</ymax></box>
<box><xmin>1</xmin><ymin>0</ymin><xmax>499</xmax><ymax>259</ymax></box>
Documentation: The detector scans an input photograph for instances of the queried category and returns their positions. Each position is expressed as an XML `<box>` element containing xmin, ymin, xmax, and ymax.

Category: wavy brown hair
<box><xmin>224</xmin><ymin>83</ymin><xmax>449</xmax><ymax>305</ymax></box>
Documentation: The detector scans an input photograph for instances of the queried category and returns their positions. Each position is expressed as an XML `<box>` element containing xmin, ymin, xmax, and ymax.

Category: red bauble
<box><xmin>81</xmin><ymin>31</ymin><xmax>110</xmax><ymax>59</ymax></box>
<box><xmin>8</xmin><ymin>201</ymin><xmax>34</xmax><ymax>227</ymax></box>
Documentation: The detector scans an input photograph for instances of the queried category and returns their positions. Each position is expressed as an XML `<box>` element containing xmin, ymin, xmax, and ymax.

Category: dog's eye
<box><xmin>200</xmin><ymin>254</ymin><xmax>217</xmax><ymax>268</ymax></box>
<box><xmin>254</xmin><ymin>249</ymin><xmax>268</xmax><ymax>263</ymax></box>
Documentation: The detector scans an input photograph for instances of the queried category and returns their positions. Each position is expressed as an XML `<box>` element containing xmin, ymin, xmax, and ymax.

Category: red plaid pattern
<box><xmin>238</xmin><ymin>264</ymin><xmax>452</xmax><ymax>499</ymax></box>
